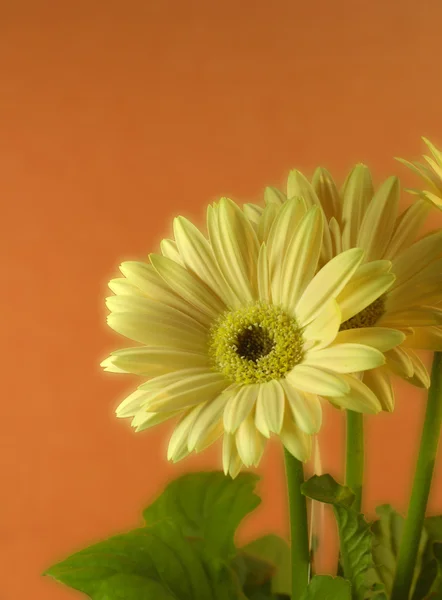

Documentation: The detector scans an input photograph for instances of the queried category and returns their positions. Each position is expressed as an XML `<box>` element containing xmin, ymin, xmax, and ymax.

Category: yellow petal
<box><xmin>119</xmin><ymin>261</ymin><xmax>212</xmax><ymax>327</ymax></box>
<box><xmin>302</xmin><ymin>299</ymin><xmax>341</xmax><ymax>351</ymax></box>
<box><xmin>264</xmin><ymin>186</ymin><xmax>286</xmax><ymax>205</ymax></box>
<box><xmin>340</xmin><ymin>164</ymin><xmax>374</xmax><ymax>249</ymax></box>
<box><xmin>132</xmin><ymin>409</ymin><xmax>181</xmax><ymax>432</ymax></box>
<box><xmin>357</xmin><ymin>176</ymin><xmax>400</xmax><ymax>261</ymax></box>
<box><xmin>223</xmin><ymin>433</ymin><xmax>243</xmax><ymax>478</ymax></box>
<box><xmin>279</xmin><ymin>416</ymin><xmax>312</xmax><ymax>462</ymax></box>
<box><xmin>255</xmin><ymin>379</ymin><xmax>285</xmax><ymax>437</ymax></box>
<box><xmin>336</xmin><ymin>260</ymin><xmax>395</xmax><ymax>322</ymax></box>
<box><xmin>257</xmin><ymin>203</ymin><xmax>280</xmax><ymax>244</ymax></box>
<box><xmin>296</xmin><ymin>248</ymin><xmax>364</xmax><ymax>325</ymax></box>
<box><xmin>243</xmin><ymin>202</ymin><xmax>263</xmax><ymax>226</ymax></box>
<box><xmin>312</xmin><ymin>166</ymin><xmax>341</xmax><ymax>223</ymax></box>
<box><xmin>107</xmin><ymin>312</ymin><xmax>208</xmax><ymax>352</ymax></box>
<box><xmin>390</xmin><ymin>230</ymin><xmax>442</xmax><ymax>287</ymax></box>
<box><xmin>402</xmin><ymin>326</ymin><xmax>442</xmax><ymax>351</ymax></box>
<box><xmin>303</xmin><ymin>343</ymin><xmax>385</xmax><ymax>373</ymax></box>
<box><xmin>405</xmin><ymin>349</ymin><xmax>430</xmax><ymax>388</ymax></box>
<box><xmin>167</xmin><ymin>406</ymin><xmax>205</xmax><ymax>462</ymax></box>
<box><xmin>279</xmin><ymin>207</ymin><xmax>323</xmax><ymax>313</ymax></box>
<box><xmin>104</xmin><ymin>347</ymin><xmax>209</xmax><ymax>376</ymax></box>
<box><xmin>286</xmin><ymin>365</ymin><xmax>350</xmax><ymax>397</ymax></box>
<box><xmin>223</xmin><ymin>384</ymin><xmax>259</xmax><ymax>433</ymax></box>
<box><xmin>146</xmin><ymin>371</ymin><xmax>228</xmax><ymax>413</ymax></box>
<box><xmin>173</xmin><ymin>215</ymin><xmax>235</xmax><ymax>308</ymax></box>
<box><xmin>108</xmin><ymin>278</ymin><xmax>145</xmax><ymax>296</ymax></box>
<box><xmin>330</xmin><ymin>374</ymin><xmax>382</xmax><ymax>413</ymax></box>
<box><xmin>333</xmin><ymin>327</ymin><xmax>405</xmax><ymax>352</ymax></box>
<box><xmin>362</xmin><ymin>368</ymin><xmax>395</xmax><ymax>412</ymax></box>
<box><xmin>383</xmin><ymin>199</ymin><xmax>431</xmax><ymax>260</ymax></box>
<box><xmin>208</xmin><ymin>198</ymin><xmax>259</xmax><ymax>305</ymax></box>
<box><xmin>160</xmin><ymin>238</ymin><xmax>184</xmax><ymax>265</ymax></box>
<box><xmin>281</xmin><ymin>380</ymin><xmax>322</xmax><ymax>434</ymax></box>
<box><xmin>235</xmin><ymin>413</ymin><xmax>266</xmax><ymax>467</ymax></box>
<box><xmin>150</xmin><ymin>253</ymin><xmax>225</xmax><ymax>319</ymax></box>
<box><xmin>385</xmin><ymin>347</ymin><xmax>414</xmax><ymax>378</ymax></box>
<box><xmin>257</xmin><ymin>243</ymin><xmax>271</xmax><ymax>303</ymax></box>
<box><xmin>187</xmin><ymin>390</ymin><xmax>232</xmax><ymax>451</ymax></box>
<box><xmin>379</xmin><ymin>306</ymin><xmax>442</xmax><ymax>327</ymax></box>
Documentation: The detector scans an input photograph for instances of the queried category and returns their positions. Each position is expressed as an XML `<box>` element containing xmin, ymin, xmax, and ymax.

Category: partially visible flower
<box><xmin>244</xmin><ymin>165</ymin><xmax>442</xmax><ymax>410</ymax></box>
<box><xmin>397</xmin><ymin>138</ymin><xmax>442</xmax><ymax>209</ymax></box>
<box><xmin>102</xmin><ymin>197</ymin><xmax>394</xmax><ymax>477</ymax></box>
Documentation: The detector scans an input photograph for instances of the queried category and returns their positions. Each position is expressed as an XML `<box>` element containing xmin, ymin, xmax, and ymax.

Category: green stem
<box><xmin>391</xmin><ymin>352</ymin><xmax>442</xmax><ymax>600</ymax></box>
<box><xmin>345</xmin><ymin>410</ymin><xmax>364</xmax><ymax>512</ymax></box>
<box><xmin>284</xmin><ymin>448</ymin><xmax>310</xmax><ymax>600</ymax></box>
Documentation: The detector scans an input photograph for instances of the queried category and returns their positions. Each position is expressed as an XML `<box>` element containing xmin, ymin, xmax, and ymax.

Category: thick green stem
<box><xmin>284</xmin><ymin>448</ymin><xmax>310</xmax><ymax>600</ymax></box>
<box><xmin>391</xmin><ymin>352</ymin><xmax>442</xmax><ymax>600</ymax></box>
<box><xmin>345</xmin><ymin>410</ymin><xmax>364</xmax><ymax>512</ymax></box>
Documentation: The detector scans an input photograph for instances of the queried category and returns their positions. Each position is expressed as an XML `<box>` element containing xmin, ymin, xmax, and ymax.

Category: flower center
<box><xmin>340</xmin><ymin>296</ymin><xmax>386</xmax><ymax>331</ymax></box>
<box><xmin>209</xmin><ymin>301</ymin><xmax>304</xmax><ymax>384</ymax></box>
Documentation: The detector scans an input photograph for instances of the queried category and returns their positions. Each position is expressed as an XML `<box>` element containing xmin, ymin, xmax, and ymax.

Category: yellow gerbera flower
<box><xmin>397</xmin><ymin>137</ymin><xmax>442</xmax><ymax>209</ymax></box>
<box><xmin>244</xmin><ymin>166</ymin><xmax>442</xmax><ymax>411</ymax></box>
<box><xmin>102</xmin><ymin>197</ymin><xmax>396</xmax><ymax>477</ymax></box>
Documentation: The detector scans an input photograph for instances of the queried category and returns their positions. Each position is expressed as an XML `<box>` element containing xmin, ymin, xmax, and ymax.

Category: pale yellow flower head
<box><xmin>245</xmin><ymin>162</ymin><xmax>442</xmax><ymax>412</ymax></box>
<box><xmin>102</xmin><ymin>197</ymin><xmax>397</xmax><ymax>477</ymax></box>
<box><xmin>397</xmin><ymin>138</ymin><xmax>442</xmax><ymax>209</ymax></box>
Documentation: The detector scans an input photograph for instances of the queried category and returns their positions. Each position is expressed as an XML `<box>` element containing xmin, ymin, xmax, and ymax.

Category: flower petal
<box><xmin>150</xmin><ymin>253</ymin><xmax>225</xmax><ymax>319</ymax></box>
<box><xmin>333</xmin><ymin>327</ymin><xmax>405</xmax><ymax>352</ymax></box>
<box><xmin>103</xmin><ymin>347</ymin><xmax>209</xmax><ymax>376</ymax></box>
<box><xmin>187</xmin><ymin>389</ymin><xmax>233</xmax><ymax>451</ymax></box>
<box><xmin>236</xmin><ymin>413</ymin><xmax>266</xmax><ymax>467</ymax></box>
<box><xmin>255</xmin><ymin>379</ymin><xmax>285</xmax><ymax>437</ymax></box>
<box><xmin>383</xmin><ymin>199</ymin><xmax>431</xmax><ymax>260</ymax></box>
<box><xmin>385</xmin><ymin>347</ymin><xmax>414</xmax><ymax>378</ymax></box>
<box><xmin>107</xmin><ymin>312</ymin><xmax>208</xmax><ymax>352</ymax></box>
<box><xmin>223</xmin><ymin>384</ymin><xmax>259</xmax><ymax>433</ymax></box>
<box><xmin>336</xmin><ymin>260</ymin><xmax>395</xmax><ymax>322</ymax></box>
<box><xmin>167</xmin><ymin>406</ymin><xmax>205</xmax><ymax>462</ymax></box>
<box><xmin>286</xmin><ymin>365</ymin><xmax>350</xmax><ymax>397</ymax></box>
<box><xmin>173</xmin><ymin>215</ymin><xmax>235</xmax><ymax>308</ymax></box>
<box><xmin>296</xmin><ymin>248</ymin><xmax>364</xmax><ymax>325</ymax></box>
<box><xmin>145</xmin><ymin>371</ymin><xmax>229</xmax><ymax>412</ymax></box>
<box><xmin>160</xmin><ymin>239</ymin><xmax>184</xmax><ymax>265</ymax></box>
<box><xmin>119</xmin><ymin>261</ymin><xmax>212</xmax><ymax>326</ymax></box>
<box><xmin>340</xmin><ymin>164</ymin><xmax>374</xmax><ymax>249</ymax></box>
<box><xmin>379</xmin><ymin>306</ymin><xmax>442</xmax><ymax>327</ymax></box>
<box><xmin>357</xmin><ymin>176</ymin><xmax>400</xmax><ymax>261</ymax></box>
<box><xmin>223</xmin><ymin>433</ymin><xmax>243</xmax><ymax>478</ymax></box>
<box><xmin>280</xmin><ymin>379</ymin><xmax>322</xmax><ymax>434</ymax></box>
<box><xmin>280</xmin><ymin>207</ymin><xmax>323</xmax><ymax>312</ymax></box>
<box><xmin>303</xmin><ymin>343</ymin><xmax>385</xmax><ymax>373</ymax></box>
<box><xmin>208</xmin><ymin>198</ymin><xmax>260</xmax><ymax>305</ymax></box>
<box><xmin>312</xmin><ymin>166</ymin><xmax>341</xmax><ymax>222</ymax></box>
<box><xmin>405</xmin><ymin>350</ymin><xmax>430</xmax><ymax>388</ymax></box>
<box><xmin>390</xmin><ymin>230</ymin><xmax>442</xmax><ymax>288</ymax></box>
<box><xmin>330</xmin><ymin>374</ymin><xmax>382</xmax><ymax>413</ymax></box>
<box><xmin>302</xmin><ymin>299</ymin><xmax>341</xmax><ymax>351</ymax></box>
<box><xmin>279</xmin><ymin>416</ymin><xmax>312</xmax><ymax>462</ymax></box>
<box><xmin>362</xmin><ymin>368</ymin><xmax>394</xmax><ymax>412</ymax></box>
<box><xmin>257</xmin><ymin>243</ymin><xmax>271</xmax><ymax>303</ymax></box>
<box><xmin>402</xmin><ymin>326</ymin><xmax>442</xmax><ymax>351</ymax></box>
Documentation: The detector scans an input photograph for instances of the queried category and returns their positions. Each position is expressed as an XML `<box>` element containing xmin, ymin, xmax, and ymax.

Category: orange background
<box><xmin>2</xmin><ymin>1</ymin><xmax>442</xmax><ymax>598</ymax></box>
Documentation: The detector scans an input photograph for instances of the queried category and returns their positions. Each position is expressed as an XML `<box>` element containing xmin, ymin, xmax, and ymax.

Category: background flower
<box><xmin>244</xmin><ymin>166</ymin><xmax>442</xmax><ymax>410</ymax></box>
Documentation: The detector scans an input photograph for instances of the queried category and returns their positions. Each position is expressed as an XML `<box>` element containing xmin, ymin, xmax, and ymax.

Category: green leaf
<box><xmin>240</xmin><ymin>535</ymin><xmax>291</xmax><ymax>595</ymax></box>
<box><xmin>302</xmin><ymin>475</ymin><xmax>384</xmax><ymax>600</ymax></box>
<box><xmin>301</xmin><ymin>474</ymin><xmax>355</xmax><ymax>509</ymax></box>
<box><xmin>44</xmin><ymin>520</ymin><xmax>245</xmax><ymax>599</ymax></box>
<box><xmin>143</xmin><ymin>471</ymin><xmax>261</xmax><ymax>559</ymax></box>
<box><xmin>300</xmin><ymin>575</ymin><xmax>352</xmax><ymax>600</ymax></box>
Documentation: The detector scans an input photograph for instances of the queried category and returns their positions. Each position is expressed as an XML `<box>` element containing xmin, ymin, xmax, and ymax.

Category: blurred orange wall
<box><xmin>1</xmin><ymin>0</ymin><xmax>442</xmax><ymax>597</ymax></box>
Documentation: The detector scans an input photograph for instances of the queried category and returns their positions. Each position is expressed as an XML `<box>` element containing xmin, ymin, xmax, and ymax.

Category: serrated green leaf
<box><xmin>44</xmin><ymin>520</ymin><xmax>245</xmax><ymax>600</ymax></box>
<box><xmin>302</xmin><ymin>475</ymin><xmax>384</xmax><ymax>600</ymax></box>
<box><xmin>240</xmin><ymin>535</ymin><xmax>291</xmax><ymax>596</ymax></box>
<box><xmin>300</xmin><ymin>575</ymin><xmax>352</xmax><ymax>600</ymax></box>
<box><xmin>301</xmin><ymin>474</ymin><xmax>355</xmax><ymax>509</ymax></box>
<box><xmin>143</xmin><ymin>471</ymin><xmax>261</xmax><ymax>559</ymax></box>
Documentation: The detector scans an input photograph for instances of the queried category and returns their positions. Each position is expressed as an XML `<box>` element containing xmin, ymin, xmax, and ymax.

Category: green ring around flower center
<box><xmin>209</xmin><ymin>301</ymin><xmax>304</xmax><ymax>385</ymax></box>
